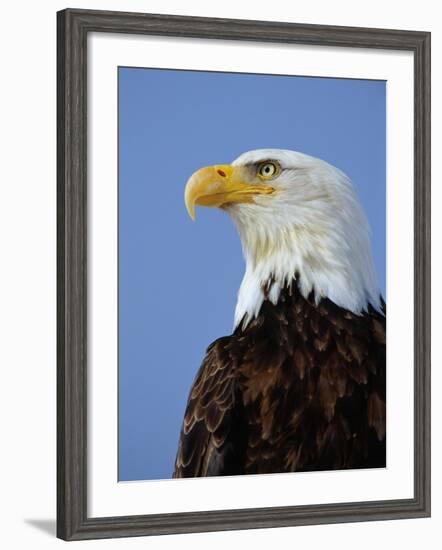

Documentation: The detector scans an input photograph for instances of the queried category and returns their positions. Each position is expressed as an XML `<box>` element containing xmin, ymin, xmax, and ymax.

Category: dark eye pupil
<box><xmin>260</xmin><ymin>163</ymin><xmax>275</xmax><ymax>176</ymax></box>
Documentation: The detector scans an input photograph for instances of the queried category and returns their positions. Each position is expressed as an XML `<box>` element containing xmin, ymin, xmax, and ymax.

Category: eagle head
<box><xmin>184</xmin><ymin>149</ymin><xmax>382</xmax><ymax>329</ymax></box>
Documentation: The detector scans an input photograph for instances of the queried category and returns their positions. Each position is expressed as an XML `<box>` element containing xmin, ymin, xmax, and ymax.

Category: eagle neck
<box><xmin>232</xmin><ymin>219</ymin><xmax>382</xmax><ymax>331</ymax></box>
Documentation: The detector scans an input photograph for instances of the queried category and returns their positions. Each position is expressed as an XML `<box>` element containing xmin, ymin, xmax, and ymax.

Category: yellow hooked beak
<box><xmin>184</xmin><ymin>164</ymin><xmax>275</xmax><ymax>220</ymax></box>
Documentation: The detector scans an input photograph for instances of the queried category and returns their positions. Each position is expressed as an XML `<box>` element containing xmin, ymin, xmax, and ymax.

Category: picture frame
<box><xmin>57</xmin><ymin>8</ymin><xmax>431</xmax><ymax>541</ymax></box>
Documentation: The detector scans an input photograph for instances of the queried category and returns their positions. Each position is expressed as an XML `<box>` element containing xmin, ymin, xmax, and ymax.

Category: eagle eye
<box><xmin>257</xmin><ymin>161</ymin><xmax>279</xmax><ymax>179</ymax></box>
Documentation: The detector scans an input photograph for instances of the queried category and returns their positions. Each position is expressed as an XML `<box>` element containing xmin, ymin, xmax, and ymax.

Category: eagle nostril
<box><xmin>217</xmin><ymin>169</ymin><xmax>227</xmax><ymax>178</ymax></box>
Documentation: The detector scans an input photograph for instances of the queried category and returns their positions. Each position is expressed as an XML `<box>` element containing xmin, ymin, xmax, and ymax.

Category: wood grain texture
<box><xmin>57</xmin><ymin>9</ymin><xmax>87</xmax><ymax>541</ymax></box>
<box><xmin>56</xmin><ymin>8</ymin><xmax>431</xmax><ymax>541</ymax></box>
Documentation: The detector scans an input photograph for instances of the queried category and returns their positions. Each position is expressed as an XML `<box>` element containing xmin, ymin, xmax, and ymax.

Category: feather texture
<box><xmin>173</xmin><ymin>284</ymin><xmax>386</xmax><ymax>478</ymax></box>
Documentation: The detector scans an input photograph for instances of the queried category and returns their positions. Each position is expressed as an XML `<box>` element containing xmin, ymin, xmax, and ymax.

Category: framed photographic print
<box><xmin>57</xmin><ymin>8</ymin><xmax>431</xmax><ymax>541</ymax></box>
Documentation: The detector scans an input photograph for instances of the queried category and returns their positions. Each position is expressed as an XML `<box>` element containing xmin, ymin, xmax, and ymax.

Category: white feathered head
<box><xmin>185</xmin><ymin>149</ymin><xmax>382</xmax><ymax>328</ymax></box>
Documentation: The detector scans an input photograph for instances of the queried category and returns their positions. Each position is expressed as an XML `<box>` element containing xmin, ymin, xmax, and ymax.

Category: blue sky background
<box><xmin>118</xmin><ymin>67</ymin><xmax>386</xmax><ymax>481</ymax></box>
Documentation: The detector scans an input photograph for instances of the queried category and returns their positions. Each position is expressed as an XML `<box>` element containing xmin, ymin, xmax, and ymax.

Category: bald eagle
<box><xmin>173</xmin><ymin>149</ymin><xmax>386</xmax><ymax>478</ymax></box>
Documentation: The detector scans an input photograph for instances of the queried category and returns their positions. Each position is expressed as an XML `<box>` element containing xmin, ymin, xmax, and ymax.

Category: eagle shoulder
<box><xmin>173</xmin><ymin>336</ymin><xmax>245</xmax><ymax>478</ymax></box>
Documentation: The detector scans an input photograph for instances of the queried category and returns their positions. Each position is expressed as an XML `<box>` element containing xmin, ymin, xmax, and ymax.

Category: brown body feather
<box><xmin>173</xmin><ymin>284</ymin><xmax>386</xmax><ymax>478</ymax></box>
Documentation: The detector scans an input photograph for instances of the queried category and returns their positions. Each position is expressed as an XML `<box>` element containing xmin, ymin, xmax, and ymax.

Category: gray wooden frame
<box><xmin>57</xmin><ymin>8</ymin><xmax>431</xmax><ymax>541</ymax></box>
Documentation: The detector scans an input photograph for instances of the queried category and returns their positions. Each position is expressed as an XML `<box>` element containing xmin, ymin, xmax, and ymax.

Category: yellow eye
<box><xmin>258</xmin><ymin>162</ymin><xmax>278</xmax><ymax>179</ymax></box>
